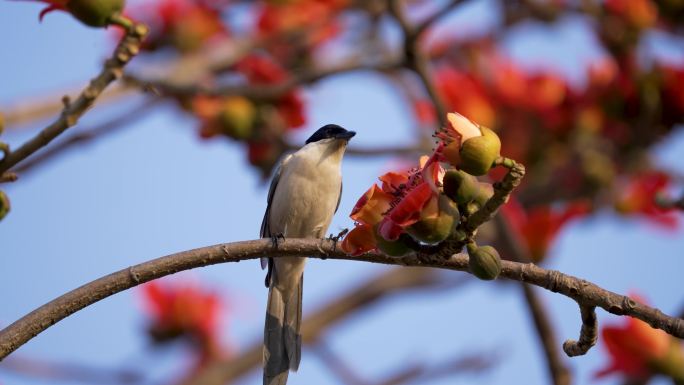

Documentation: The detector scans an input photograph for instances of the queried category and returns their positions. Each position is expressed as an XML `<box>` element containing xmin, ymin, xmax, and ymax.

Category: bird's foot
<box><xmin>270</xmin><ymin>233</ymin><xmax>285</xmax><ymax>249</ymax></box>
<box><xmin>326</xmin><ymin>228</ymin><xmax>349</xmax><ymax>253</ymax></box>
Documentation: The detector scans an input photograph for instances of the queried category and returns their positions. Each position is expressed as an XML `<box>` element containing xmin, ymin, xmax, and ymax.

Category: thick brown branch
<box><xmin>1</xmin><ymin>238</ymin><xmax>683</xmax><ymax>363</ymax></box>
<box><xmin>0</xmin><ymin>22</ymin><xmax>148</xmax><ymax>174</ymax></box>
<box><xmin>563</xmin><ymin>305</ymin><xmax>598</xmax><ymax>357</ymax></box>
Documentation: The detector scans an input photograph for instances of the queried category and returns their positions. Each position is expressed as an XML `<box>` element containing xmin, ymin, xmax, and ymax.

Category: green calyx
<box><xmin>67</xmin><ymin>0</ymin><xmax>126</xmax><ymax>27</ymax></box>
<box><xmin>375</xmin><ymin>231</ymin><xmax>411</xmax><ymax>256</ymax></box>
<box><xmin>443</xmin><ymin>170</ymin><xmax>479</xmax><ymax>205</ymax></box>
<box><xmin>406</xmin><ymin>195</ymin><xmax>459</xmax><ymax>244</ymax></box>
<box><xmin>0</xmin><ymin>190</ymin><xmax>10</xmax><ymax>221</ymax></box>
<box><xmin>459</xmin><ymin>126</ymin><xmax>501</xmax><ymax>176</ymax></box>
<box><xmin>466</xmin><ymin>243</ymin><xmax>502</xmax><ymax>280</ymax></box>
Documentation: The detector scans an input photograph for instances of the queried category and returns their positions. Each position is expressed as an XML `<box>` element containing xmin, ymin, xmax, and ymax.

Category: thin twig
<box><xmin>563</xmin><ymin>305</ymin><xmax>598</xmax><ymax>357</ymax></box>
<box><xmin>387</xmin><ymin>0</ymin><xmax>448</xmax><ymax>127</ymax></box>
<box><xmin>0</xmin><ymin>172</ymin><xmax>17</xmax><ymax>183</ymax></box>
<box><xmin>0</xmin><ymin>20</ymin><xmax>148</xmax><ymax>175</ymax></box>
<box><xmin>1</xmin><ymin>355</ymin><xmax>145</xmax><ymax>385</ymax></box>
<box><xmin>12</xmin><ymin>98</ymin><xmax>160</xmax><ymax>175</ymax></box>
<box><xmin>413</xmin><ymin>0</ymin><xmax>467</xmax><ymax>37</ymax></box>
<box><xmin>1</xmin><ymin>239</ymin><xmax>684</xmax><ymax>363</ymax></box>
<box><xmin>124</xmin><ymin>59</ymin><xmax>402</xmax><ymax>101</ymax></box>
<box><xmin>313</xmin><ymin>341</ymin><xmax>371</xmax><ymax>385</ymax></box>
<box><xmin>495</xmin><ymin>213</ymin><xmax>572</xmax><ymax>385</ymax></box>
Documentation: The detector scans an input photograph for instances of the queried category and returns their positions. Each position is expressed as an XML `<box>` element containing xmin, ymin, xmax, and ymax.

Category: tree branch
<box><xmin>2</xmin><ymin>238</ymin><xmax>684</xmax><ymax>363</ymax></box>
<box><xmin>0</xmin><ymin>21</ymin><xmax>148</xmax><ymax>174</ymax></box>
<box><xmin>562</xmin><ymin>305</ymin><xmax>598</xmax><ymax>357</ymax></box>
<box><xmin>123</xmin><ymin>59</ymin><xmax>402</xmax><ymax>101</ymax></box>
<box><xmin>12</xmin><ymin>98</ymin><xmax>160</xmax><ymax>175</ymax></box>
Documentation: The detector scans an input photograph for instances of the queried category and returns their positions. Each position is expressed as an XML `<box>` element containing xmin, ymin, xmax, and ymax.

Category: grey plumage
<box><xmin>260</xmin><ymin>125</ymin><xmax>354</xmax><ymax>385</ymax></box>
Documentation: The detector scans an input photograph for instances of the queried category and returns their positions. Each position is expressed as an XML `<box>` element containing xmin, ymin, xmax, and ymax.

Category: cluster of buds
<box><xmin>342</xmin><ymin>112</ymin><xmax>506</xmax><ymax>280</ymax></box>
<box><xmin>190</xmin><ymin>54</ymin><xmax>306</xmax><ymax>174</ymax></box>
<box><xmin>25</xmin><ymin>0</ymin><xmax>126</xmax><ymax>27</ymax></box>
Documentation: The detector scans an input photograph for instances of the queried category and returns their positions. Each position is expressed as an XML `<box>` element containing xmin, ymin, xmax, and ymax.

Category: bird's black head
<box><xmin>305</xmin><ymin>124</ymin><xmax>356</xmax><ymax>144</ymax></box>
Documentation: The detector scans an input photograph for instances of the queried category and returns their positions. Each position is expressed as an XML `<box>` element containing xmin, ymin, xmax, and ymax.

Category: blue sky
<box><xmin>1</xmin><ymin>1</ymin><xmax>683</xmax><ymax>385</ymax></box>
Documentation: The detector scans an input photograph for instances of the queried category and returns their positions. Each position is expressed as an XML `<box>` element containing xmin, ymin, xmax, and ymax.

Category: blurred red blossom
<box><xmin>614</xmin><ymin>171</ymin><xmax>679</xmax><ymax>229</ymax></box>
<box><xmin>236</xmin><ymin>54</ymin><xmax>306</xmax><ymax>129</ymax></box>
<box><xmin>127</xmin><ymin>0</ymin><xmax>229</xmax><ymax>52</ymax></box>
<box><xmin>502</xmin><ymin>199</ymin><xmax>590</xmax><ymax>262</ymax></box>
<box><xmin>596</xmin><ymin>295</ymin><xmax>684</xmax><ymax>382</ymax></box>
<box><xmin>141</xmin><ymin>279</ymin><xmax>226</xmax><ymax>360</ymax></box>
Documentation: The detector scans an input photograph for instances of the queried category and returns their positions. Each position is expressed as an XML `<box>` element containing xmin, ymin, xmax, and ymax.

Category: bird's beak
<box><xmin>335</xmin><ymin>131</ymin><xmax>356</xmax><ymax>141</ymax></box>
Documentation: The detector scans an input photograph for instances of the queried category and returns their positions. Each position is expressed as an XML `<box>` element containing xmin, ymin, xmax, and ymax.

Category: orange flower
<box><xmin>350</xmin><ymin>184</ymin><xmax>393</xmax><ymax>226</ymax></box>
<box><xmin>604</xmin><ymin>0</ymin><xmax>658</xmax><ymax>29</ymax></box>
<box><xmin>340</xmin><ymin>223</ymin><xmax>376</xmax><ymax>256</ymax></box>
<box><xmin>141</xmin><ymin>279</ymin><xmax>224</xmax><ymax>358</ymax></box>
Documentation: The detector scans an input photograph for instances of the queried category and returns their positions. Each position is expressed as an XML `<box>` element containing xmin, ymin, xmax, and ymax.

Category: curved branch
<box><xmin>563</xmin><ymin>305</ymin><xmax>598</xmax><ymax>357</ymax></box>
<box><xmin>1</xmin><ymin>238</ymin><xmax>684</xmax><ymax>362</ymax></box>
<box><xmin>0</xmin><ymin>21</ymin><xmax>148</xmax><ymax>174</ymax></box>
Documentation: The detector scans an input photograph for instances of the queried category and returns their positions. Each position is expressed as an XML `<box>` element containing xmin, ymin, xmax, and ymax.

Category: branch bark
<box><xmin>1</xmin><ymin>238</ymin><xmax>684</xmax><ymax>364</ymax></box>
<box><xmin>0</xmin><ymin>21</ymin><xmax>148</xmax><ymax>174</ymax></box>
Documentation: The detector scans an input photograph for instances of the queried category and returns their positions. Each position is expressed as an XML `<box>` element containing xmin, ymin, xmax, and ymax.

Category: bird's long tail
<box><xmin>263</xmin><ymin>276</ymin><xmax>303</xmax><ymax>385</ymax></box>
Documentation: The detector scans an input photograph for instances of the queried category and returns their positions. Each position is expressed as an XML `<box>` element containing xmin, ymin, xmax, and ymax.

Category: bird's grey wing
<box><xmin>260</xmin><ymin>155</ymin><xmax>292</xmax><ymax>280</ymax></box>
<box><xmin>334</xmin><ymin>182</ymin><xmax>342</xmax><ymax>214</ymax></box>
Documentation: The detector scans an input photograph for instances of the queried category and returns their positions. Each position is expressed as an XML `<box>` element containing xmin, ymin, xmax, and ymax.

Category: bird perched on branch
<box><xmin>260</xmin><ymin>124</ymin><xmax>355</xmax><ymax>385</ymax></box>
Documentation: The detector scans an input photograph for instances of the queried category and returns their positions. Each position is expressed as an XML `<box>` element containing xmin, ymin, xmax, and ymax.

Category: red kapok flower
<box><xmin>141</xmin><ymin>279</ymin><xmax>224</xmax><ymax>359</ymax></box>
<box><xmin>596</xmin><ymin>295</ymin><xmax>684</xmax><ymax>381</ymax></box>
<box><xmin>614</xmin><ymin>171</ymin><xmax>679</xmax><ymax>229</ymax></box>
<box><xmin>16</xmin><ymin>0</ymin><xmax>124</xmax><ymax>27</ymax></box>
<box><xmin>350</xmin><ymin>184</ymin><xmax>393</xmax><ymax>226</ymax></box>
<box><xmin>340</xmin><ymin>223</ymin><xmax>376</xmax><ymax>256</ymax></box>
<box><xmin>236</xmin><ymin>55</ymin><xmax>306</xmax><ymax>129</ymax></box>
<box><xmin>502</xmin><ymin>199</ymin><xmax>590</xmax><ymax>262</ymax></box>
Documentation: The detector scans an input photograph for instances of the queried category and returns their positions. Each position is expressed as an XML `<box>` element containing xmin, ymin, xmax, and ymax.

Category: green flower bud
<box><xmin>467</xmin><ymin>244</ymin><xmax>502</xmax><ymax>280</ymax></box>
<box><xmin>459</xmin><ymin>126</ymin><xmax>501</xmax><ymax>176</ymax></box>
<box><xmin>406</xmin><ymin>195</ymin><xmax>458</xmax><ymax>244</ymax></box>
<box><xmin>0</xmin><ymin>190</ymin><xmax>10</xmax><ymax>221</ymax></box>
<box><xmin>442</xmin><ymin>169</ymin><xmax>479</xmax><ymax>205</ymax></box>
<box><xmin>67</xmin><ymin>0</ymin><xmax>125</xmax><ymax>27</ymax></box>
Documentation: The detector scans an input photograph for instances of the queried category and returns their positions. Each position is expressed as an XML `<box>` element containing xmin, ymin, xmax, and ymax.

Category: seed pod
<box><xmin>67</xmin><ymin>0</ymin><xmax>125</xmax><ymax>27</ymax></box>
<box><xmin>467</xmin><ymin>244</ymin><xmax>502</xmax><ymax>280</ymax></box>
<box><xmin>0</xmin><ymin>190</ymin><xmax>10</xmax><ymax>221</ymax></box>
<box><xmin>459</xmin><ymin>127</ymin><xmax>501</xmax><ymax>176</ymax></box>
<box><xmin>443</xmin><ymin>169</ymin><xmax>479</xmax><ymax>205</ymax></box>
<box><xmin>406</xmin><ymin>195</ymin><xmax>458</xmax><ymax>244</ymax></box>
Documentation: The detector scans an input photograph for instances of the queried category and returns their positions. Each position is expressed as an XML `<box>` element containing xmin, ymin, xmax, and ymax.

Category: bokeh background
<box><xmin>1</xmin><ymin>1</ymin><xmax>684</xmax><ymax>385</ymax></box>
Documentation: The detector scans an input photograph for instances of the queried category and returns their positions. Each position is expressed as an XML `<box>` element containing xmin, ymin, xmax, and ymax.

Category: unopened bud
<box><xmin>467</xmin><ymin>244</ymin><xmax>502</xmax><ymax>280</ymax></box>
<box><xmin>406</xmin><ymin>195</ymin><xmax>458</xmax><ymax>244</ymax></box>
<box><xmin>443</xmin><ymin>169</ymin><xmax>478</xmax><ymax>205</ymax></box>
<box><xmin>459</xmin><ymin>126</ymin><xmax>501</xmax><ymax>176</ymax></box>
<box><xmin>67</xmin><ymin>0</ymin><xmax>125</xmax><ymax>27</ymax></box>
